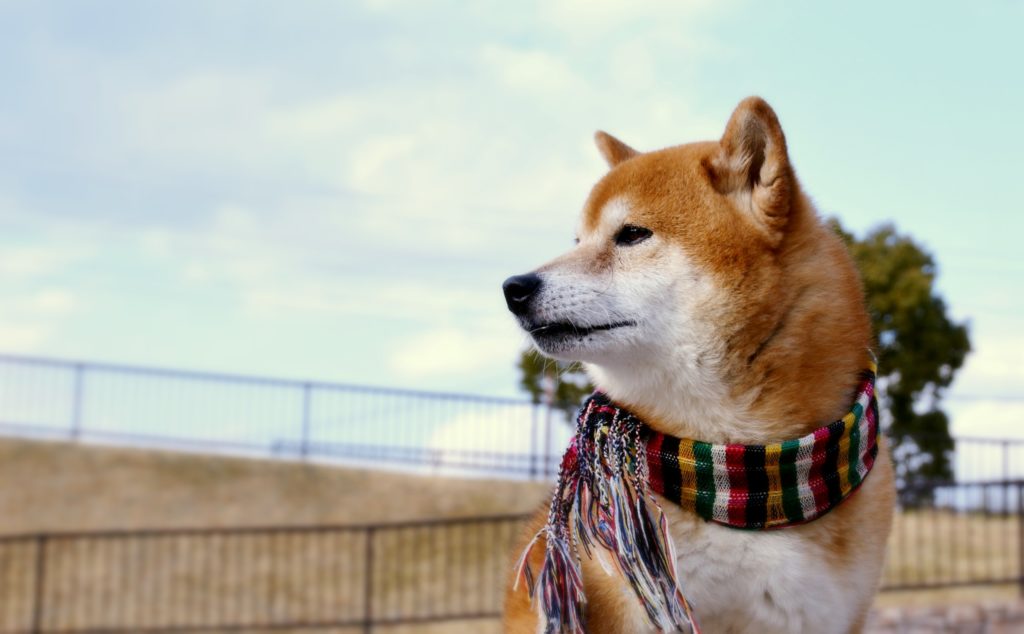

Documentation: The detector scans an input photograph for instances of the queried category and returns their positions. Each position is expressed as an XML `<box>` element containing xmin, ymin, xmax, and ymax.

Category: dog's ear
<box><xmin>594</xmin><ymin>130</ymin><xmax>639</xmax><ymax>167</ymax></box>
<box><xmin>706</xmin><ymin>97</ymin><xmax>793</xmax><ymax>244</ymax></box>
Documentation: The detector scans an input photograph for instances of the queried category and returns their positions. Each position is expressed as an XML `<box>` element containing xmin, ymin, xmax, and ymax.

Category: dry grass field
<box><xmin>0</xmin><ymin>518</ymin><xmax>522</xmax><ymax>632</ymax></box>
<box><xmin>877</xmin><ymin>509</ymin><xmax>1020</xmax><ymax>609</ymax></box>
<box><xmin>884</xmin><ymin>509</ymin><xmax>1018</xmax><ymax>589</ymax></box>
<box><xmin>0</xmin><ymin>438</ymin><xmax>549</xmax><ymax>533</ymax></box>
<box><xmin>0</xmin><ymin>437</ymin><xmax>1019</xmax><ymax>632</ymax></box>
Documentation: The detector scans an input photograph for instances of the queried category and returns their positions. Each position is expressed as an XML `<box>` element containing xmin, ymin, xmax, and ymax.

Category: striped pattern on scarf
<box><xmin>645</xmin><ymin>364</ymin><xmax>879</xmax><ymax>529</ymax></box>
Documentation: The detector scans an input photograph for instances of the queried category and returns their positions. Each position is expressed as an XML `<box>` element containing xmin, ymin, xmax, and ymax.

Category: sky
<box><xmin>0</xmin><ymin>1</ymin><xmax>1022</xmax><ymax>438</ymax></box>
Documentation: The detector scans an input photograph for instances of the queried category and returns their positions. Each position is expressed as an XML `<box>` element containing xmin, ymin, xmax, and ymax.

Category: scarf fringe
<box><xmin>514</xmin><ymin>400</ymin><xmax>699</xmax><ymax>633</ymax></box>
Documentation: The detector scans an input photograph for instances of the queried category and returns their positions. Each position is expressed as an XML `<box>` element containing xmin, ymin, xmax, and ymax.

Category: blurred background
<box><xmin>0</xmin><ymin>1</ymin><xmax>1022</xmax><ymax>632</ymax></box>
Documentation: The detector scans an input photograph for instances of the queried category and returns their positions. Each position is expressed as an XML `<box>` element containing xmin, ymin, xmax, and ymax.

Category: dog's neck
<box><xmin>588</xmin><ymin>350</ymin><xmax>869</xmax><ymax>446</ymax></box>
<box><xmin>587</xmin><ymin>348</ymin><xmax>754</xmax><ymax>443</ymax></box>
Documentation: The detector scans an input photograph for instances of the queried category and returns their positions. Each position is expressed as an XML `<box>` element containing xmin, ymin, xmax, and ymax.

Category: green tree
<box><xmin>517</xmin><ymin>350</ymin><xmax>593</xmax><ymax>425</ymax></box>
<box><xmin>831</xmin><ymin>221</ymin><xmax>970</xmax><ymax>489</ymax></box>
<box><xmin>516</xmin><ymin>222</ymin><xmax>971</xmax><ymax>490</ymax></box>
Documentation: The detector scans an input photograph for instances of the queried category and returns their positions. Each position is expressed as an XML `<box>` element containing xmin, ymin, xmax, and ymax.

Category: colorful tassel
<box><xmin>513</xmin><ymin>397</ymin><xmax>700</xmax><ymax>633</ymax></box>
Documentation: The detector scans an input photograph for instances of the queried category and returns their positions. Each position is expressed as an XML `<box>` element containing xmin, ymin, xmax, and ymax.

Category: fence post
<box><xmin>300</xmin><ymin>382</ymin><xmax>312</xmax><ymax>460</ymax></box>
<box><xmin>364</xmin><ymin>527</ymin><xmax>375</xmax><ymax>634</ymax></box>
<box><xmin>543</xmin><ymin>378</ymin><xmax>555</xmax><ymax>477</ymax></box>
<box><xmin>70</xmin><ymin>364</ymin><xmax>84</xmax><ymax>440</ymax></box>
<box><xmin>543</xmin><ymin>404</ymin><xmax>553</xmax><ymax>477</ymax></box>
<box><xmin>1018</xmin><ymin>482</ymin><xmax>1024</xmax><ymax>597</ymax></box>
<box><xmin>30</xmin><ymin>535</ymin><xmax>48</xmax><ymax>634</ymax></box>
<box><xmin>529</xmin><ymin>405</ymin><xmax>538</xmax><ymax>479</ymax></box>
<box><xmin>1018</xmin><ymin>482</ymin><xmax>1024</xmax><ymax>598</ymax></box>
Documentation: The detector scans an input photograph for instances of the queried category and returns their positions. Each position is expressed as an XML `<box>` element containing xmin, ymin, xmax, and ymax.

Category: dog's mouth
<box><xmin>528</xmin><ymin>321</ymin><xmax>635</xmax><ymax>338</ymax></box>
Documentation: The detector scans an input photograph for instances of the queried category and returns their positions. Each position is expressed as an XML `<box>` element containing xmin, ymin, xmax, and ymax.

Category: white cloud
<box><xmin>242</xmin><ymin>282</ymin><xmax>502</xmax><ymax>322</ymax></box>
<box><xmin>0</xmin><ymin>246</ymin><xmax>85</xmax><ymax>278</ymax></box>
<box><xmin>346</xmin><ymin>132</ymin><xmax>421</xmax><ymax>195</ymax></box>
<box><xmin>428</xmin><ymin>407</ymin><xmax>532</xmax><ymax>456</ymax></box>
<box><xmin>0</xmin><ymin>288</ymin><xmax>79</xmax><ymax>353</ymax></box>
<box><xmin>0</xmin><ymin>228</ymin><xmax>84</xmax><ymax>355</ymax></box>
<box><xmin>426</xmin><ymin>404</ymin><xmax>572</xmax><ymax>475</ymax></box>
<box><xmin>0</xmin><ymin>322</ymin><xmax>46</xmax><ymax>351</ymax></box>
<box><xmin>116</xmin><ymin>70</ymin><xmax>278</xmax><ymax>172</ymax></box>
<box><xmin>27</xmin><ymin>289</ymin><xmax>76</xmax><ymax>314</ymax></box>
<box><xmin>390</xmin><ymin>325</ymin><xmax>524</xmax><ymax>378</ymax></box>
<box><xmin>948</xmin><ymin>330</ymin><xmax>1024</xmax><ymax>400</ymax></box>
<box><xmin>541</xmin><ymin>0</ymin><xmax>722</xmax><ymax>33</ymax></box>
<box><xmin>948</xmin><ymin>400</ymin><xmax>1024</xmax><ymax>440</ymax></box>
<box><xmin>479</xmin><ymin>45</ymin><xmax>588</xmax><ymax>96</ymax></box>
<box><xmin>944</xmin><ymin>329</ymin><xmax>1024</xmax><ymax>440</ymax></box>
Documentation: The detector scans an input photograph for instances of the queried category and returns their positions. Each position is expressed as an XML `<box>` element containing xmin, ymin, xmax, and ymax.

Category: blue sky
<box><xmin>0</xmin><ymin>1</ymin><xmax>1022</xmax><ymax>437</ymax></box>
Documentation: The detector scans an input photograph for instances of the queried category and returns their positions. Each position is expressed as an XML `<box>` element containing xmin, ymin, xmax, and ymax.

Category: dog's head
<box><xmin>504</xmin><ymin>97</ymin><xmax>871</xmax><ymax>435</ymax></box>
<box><xmin>505</xmin><ymin>97</ymin><xmax>796</xmax><ymax>365</ymax></box>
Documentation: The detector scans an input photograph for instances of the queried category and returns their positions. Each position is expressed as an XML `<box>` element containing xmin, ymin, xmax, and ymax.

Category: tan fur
<box><xmin>503</xmin><ymin>97</ymin><xmax>895</xmax><ymax>633</ymax></box>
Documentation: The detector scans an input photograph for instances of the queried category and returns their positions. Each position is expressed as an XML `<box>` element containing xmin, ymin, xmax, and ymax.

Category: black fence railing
<box><xmin>883</xmin><ymin>479</ymin><xmax>1024</xmax><ymax>592</ymax></box>
<box><xmin>2</xmin><ymin>482</ymin><xmax>1022</xmax><ymax>633</ymax></box>
<box><xmin>0</xmin><ymin>354</ymin><xmax>1021</xmax><ymax>483</ymax></box>
<box><xmin>0</xmin><ymin>515</ymin><xmax>530</xmax><ymax>634</ymax></box>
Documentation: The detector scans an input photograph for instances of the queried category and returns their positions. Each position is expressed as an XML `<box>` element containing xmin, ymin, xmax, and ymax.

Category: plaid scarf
<box><xmin>514</xmin><ymin>364</ymin><xmax>879</xmax><ymax>633</ymax></box>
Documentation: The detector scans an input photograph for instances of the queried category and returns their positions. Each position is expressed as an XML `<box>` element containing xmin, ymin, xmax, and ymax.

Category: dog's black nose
<box><xmin>502</xmin><ymin>273</ymin><xmax>542</xmax><ymax>316</ymax></box>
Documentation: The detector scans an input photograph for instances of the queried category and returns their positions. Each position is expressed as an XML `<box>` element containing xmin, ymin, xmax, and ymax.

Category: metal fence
<box><xmin>2</xmin><ymin>482</ymin><xmax>1023</xmax><ymax>633</ymax></box>
<box><xmin>1</xmin><ymin>354</ymin><xmax>1022</xmax><ymax>483</ymax></box>
<box><xmin>0</xmin><ymin>354</ymin><xmax>568</xmax><ymax>478</ymax></box>
<box><xmin>0</xmin><ymin>515</ymin><xmax>529</xmax><ymax>634</ymax></box>
<box><xmin>883</xmin><ymin>479</ymin><xmax>1024</xmax><ymax>592</ymax></box>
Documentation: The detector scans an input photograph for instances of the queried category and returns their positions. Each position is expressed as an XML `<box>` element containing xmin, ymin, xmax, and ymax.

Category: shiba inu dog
<box><xmin>501</xmin><ymin>97</ymin><xmax>895</xmax><ymax>633</ymax></box>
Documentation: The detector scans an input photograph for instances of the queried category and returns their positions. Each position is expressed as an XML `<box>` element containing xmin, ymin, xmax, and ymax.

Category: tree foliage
<box><xmin>517</xmin><ymin>351</ymin><xmax>593</xmax><ymax>424</ymax></box>
<box><xmin>516</xmin><ymin>221</ymin><xmax>970</xmax><ymax>487</ymax></box>
<box><xmin>830</xmin><ymin>221</ymin><xmax>970</xmax><ymax>486</ymax></box>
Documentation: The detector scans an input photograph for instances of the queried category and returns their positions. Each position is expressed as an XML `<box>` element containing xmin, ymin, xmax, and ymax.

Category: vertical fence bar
<box><xmin>300</xmin><ymin>383</ymin><xmax>312</xmax><ymax>459</ymax></box>
<box><xmin>529</xmin><ymin>405</ymin><xmax>538</xmax><ymax>478</ymax></box>
<box><xmin>1019</xmin><ymin>482</ymin><xmax>1024</xmax><ymax>597</ymax></box>
<box><xmin>543</xmin><ymin>404</ymin><xmax>553</xmax><ymax>477</ymax></box>
<box><xmin>363</xmin><ymin>527</ymin><xmax>375</xmax><ymax>634</ymax></box>
<box><xmin>30</xmin><ymin>535</ymin><xmax>48</xmax><ymax>634</ymax></box>
<box><xmin>70</xmin><ymin>363</ymin><xmax>85</xmax><ymax>440</ymax></box>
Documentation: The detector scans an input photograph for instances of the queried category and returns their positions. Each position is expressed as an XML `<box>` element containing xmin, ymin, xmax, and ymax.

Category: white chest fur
<box><xmin>668</xmin><ymin>512</ymin><xmax>853</xmax><ymax>633</ymax></box>
<box><xmin>590</xmin><ymin>492</ymin><xmax>883</xmax><ymax>634</ymax></box>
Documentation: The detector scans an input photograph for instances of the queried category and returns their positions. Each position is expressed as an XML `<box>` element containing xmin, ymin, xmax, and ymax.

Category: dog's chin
<box><xmin>525</xmin><ymin>320</ymin><xmax>636</xmax><ymax>361</ymax></box>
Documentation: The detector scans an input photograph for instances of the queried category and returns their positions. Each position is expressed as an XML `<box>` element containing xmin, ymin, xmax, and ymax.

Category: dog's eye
<box><xmin>614</xmin><ymin>225</ymin><xmax>652</xmax><ymax>246</ymax></box>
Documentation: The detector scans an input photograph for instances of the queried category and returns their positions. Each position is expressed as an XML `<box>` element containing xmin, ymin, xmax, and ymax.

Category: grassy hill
<box><xmin>0</xmin><ymin>437</ymin><xmax>549</xmax><ymax>533</ymax></box>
